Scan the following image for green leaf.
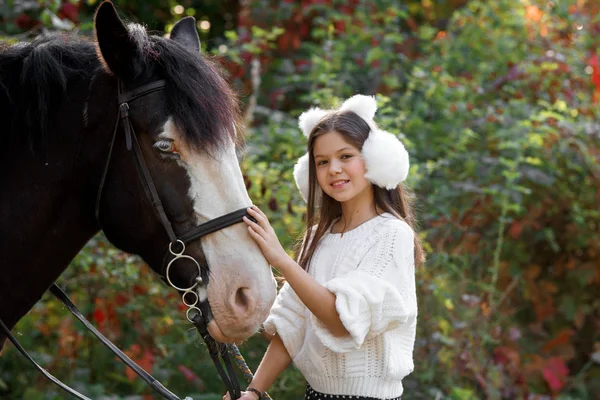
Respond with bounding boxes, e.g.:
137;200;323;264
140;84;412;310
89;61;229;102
451;386;478;400
558;295;577;321
366;47;385;64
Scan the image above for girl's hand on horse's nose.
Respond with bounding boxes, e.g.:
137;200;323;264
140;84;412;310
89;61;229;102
243;205;292;271
222;391;260;400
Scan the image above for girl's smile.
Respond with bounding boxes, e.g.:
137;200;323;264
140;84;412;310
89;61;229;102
330;179;349;189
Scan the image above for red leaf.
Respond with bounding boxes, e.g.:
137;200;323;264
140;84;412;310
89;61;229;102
541;329;574;353
124;345;154;382
133;284;147;295
93;309;106;327
59;3;79;23
334;20;346;33
542;357;569;392
178;365;199;382
15;14;34;30
493;346;520;366
508;220;523;239
589;52;600;89
114;293;129;306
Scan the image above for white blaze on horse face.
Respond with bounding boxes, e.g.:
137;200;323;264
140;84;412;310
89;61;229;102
159;118;276;342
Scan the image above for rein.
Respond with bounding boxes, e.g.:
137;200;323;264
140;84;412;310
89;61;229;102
0;79;270;400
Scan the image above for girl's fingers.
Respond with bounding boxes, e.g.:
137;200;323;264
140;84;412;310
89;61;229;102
243;215;257;227
249;205;267;220
243;215;260;227
247;207;276;236
246;207;261;220
243;216;266;235
252;205;268;219
248;207;273;233
247;208;267;228
247;225;266;244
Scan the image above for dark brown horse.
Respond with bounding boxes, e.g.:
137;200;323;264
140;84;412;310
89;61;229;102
0;1;276;353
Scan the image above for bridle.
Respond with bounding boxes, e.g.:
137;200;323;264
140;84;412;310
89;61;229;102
0;79;256;400
99;78;251;397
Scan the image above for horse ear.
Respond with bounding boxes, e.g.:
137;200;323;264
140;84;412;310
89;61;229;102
170;17;201;53
94;1;137;78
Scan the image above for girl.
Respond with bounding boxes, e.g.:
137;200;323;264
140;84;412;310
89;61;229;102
224;95;424;400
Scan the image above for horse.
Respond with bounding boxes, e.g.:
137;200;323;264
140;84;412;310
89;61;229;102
0;0;276;357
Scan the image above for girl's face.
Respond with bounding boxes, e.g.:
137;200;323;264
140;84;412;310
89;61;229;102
313;130;372;204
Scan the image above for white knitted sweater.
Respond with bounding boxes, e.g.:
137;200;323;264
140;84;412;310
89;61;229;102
263;213;417;399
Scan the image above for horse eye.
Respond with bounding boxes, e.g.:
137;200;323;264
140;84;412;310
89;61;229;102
153;140;174;153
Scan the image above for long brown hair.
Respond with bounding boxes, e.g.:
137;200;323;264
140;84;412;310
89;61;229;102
296;110;425;270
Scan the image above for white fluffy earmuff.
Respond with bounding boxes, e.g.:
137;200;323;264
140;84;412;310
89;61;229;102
293;95;409;202
298;107;329;137
362;129;410;189
293;153;311;202
339;94;378;123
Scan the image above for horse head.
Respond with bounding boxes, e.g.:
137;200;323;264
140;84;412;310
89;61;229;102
91;1;276;343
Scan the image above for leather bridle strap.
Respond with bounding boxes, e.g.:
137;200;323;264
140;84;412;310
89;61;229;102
191;310;241;399
94;79;169;229
179;208;251;244
49;284;185;400
124;108;178;242
0;318;93;400
118;80;167;104
0;287;191;400
95;79;178;243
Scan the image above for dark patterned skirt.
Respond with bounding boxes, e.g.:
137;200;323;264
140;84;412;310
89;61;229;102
305;384;401;400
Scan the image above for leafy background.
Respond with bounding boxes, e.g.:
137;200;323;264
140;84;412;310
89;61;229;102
0;0;599;399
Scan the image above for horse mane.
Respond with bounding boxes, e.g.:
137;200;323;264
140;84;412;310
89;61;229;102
142;29;241;153
0;34;99;150
0;23;240;154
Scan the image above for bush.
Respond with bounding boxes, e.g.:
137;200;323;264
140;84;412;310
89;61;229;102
221;0;600;398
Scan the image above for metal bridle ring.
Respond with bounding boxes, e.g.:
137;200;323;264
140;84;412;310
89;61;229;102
186;306;202;323
169;239;185;256
165;254;202;292
182;290;199;307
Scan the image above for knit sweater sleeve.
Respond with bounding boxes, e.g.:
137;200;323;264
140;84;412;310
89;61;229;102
262;282;306;358
310;219;417;353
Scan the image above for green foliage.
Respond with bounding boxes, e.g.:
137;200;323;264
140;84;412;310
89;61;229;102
397;2;600;397
2;0;599;399
222;0;600;398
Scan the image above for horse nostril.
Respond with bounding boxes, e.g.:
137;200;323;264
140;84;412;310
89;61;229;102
233;287;255;314
235;287;249;308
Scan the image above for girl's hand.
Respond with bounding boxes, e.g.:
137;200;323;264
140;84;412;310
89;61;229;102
222;391;259;400
244;205;292;271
